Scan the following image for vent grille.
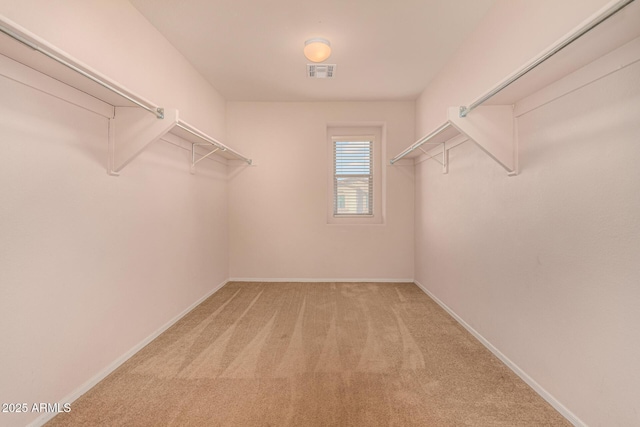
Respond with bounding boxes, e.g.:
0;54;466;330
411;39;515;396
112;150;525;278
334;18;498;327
307;64;336;78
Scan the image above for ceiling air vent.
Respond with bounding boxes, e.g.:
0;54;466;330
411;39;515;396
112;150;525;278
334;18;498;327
307;64;336;78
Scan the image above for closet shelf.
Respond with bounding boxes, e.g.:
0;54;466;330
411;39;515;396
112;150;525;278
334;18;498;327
106;109;252;176
391;106;515;174
0;15;252;174
172;121;252;166
391;0;640;175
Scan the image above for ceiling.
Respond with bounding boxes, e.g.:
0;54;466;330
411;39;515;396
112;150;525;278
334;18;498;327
129;0;496;102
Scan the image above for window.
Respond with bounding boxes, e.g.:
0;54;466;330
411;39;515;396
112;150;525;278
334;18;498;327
333;140;373;216
327;125;383;225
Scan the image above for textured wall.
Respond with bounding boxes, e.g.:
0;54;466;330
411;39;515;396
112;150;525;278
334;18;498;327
0;65;229;427
227;101;415;281
414;49;640;426
0;1;231;426
412;1;640;424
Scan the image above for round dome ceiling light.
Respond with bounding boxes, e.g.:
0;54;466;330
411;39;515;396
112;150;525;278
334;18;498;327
304;38;331;63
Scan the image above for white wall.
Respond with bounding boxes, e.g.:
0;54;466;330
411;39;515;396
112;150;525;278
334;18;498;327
0;0;227;138
3;1;636;426
0;71;229;427
414;0;640;425
227;102;415;281
0;1;231;426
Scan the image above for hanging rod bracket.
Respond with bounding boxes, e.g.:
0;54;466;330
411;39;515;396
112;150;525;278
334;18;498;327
108;107;178;175
459;106;469;118
417;147;443;166
448;105;516;174
156;108;164;119
191;145;221;171
418;143;448;174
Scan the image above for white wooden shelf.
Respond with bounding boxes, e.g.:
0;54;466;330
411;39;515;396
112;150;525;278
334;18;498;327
0;15;252;175
391;0;640;176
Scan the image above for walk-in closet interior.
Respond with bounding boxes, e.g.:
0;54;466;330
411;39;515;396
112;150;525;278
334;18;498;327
1;0;639;425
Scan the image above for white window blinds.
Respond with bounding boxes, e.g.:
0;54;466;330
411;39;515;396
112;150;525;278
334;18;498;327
333;140;373;216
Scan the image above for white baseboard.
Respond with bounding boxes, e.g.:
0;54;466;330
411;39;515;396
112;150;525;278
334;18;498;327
413;280;586;427
228;277;415;283
28;279;228;427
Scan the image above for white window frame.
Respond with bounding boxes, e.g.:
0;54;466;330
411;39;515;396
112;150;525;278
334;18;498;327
327;126;383;225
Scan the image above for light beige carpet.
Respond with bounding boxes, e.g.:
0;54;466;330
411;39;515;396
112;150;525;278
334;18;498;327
47;282;570;426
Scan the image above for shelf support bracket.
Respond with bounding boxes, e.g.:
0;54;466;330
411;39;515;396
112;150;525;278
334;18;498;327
442;142;448;174
108;107;178;176
191;144;221;173
418;142;448;174
448;105;517;175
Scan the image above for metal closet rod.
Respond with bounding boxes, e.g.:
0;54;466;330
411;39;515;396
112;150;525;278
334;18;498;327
459;0;635;117
176;121;253;165
391;0;635;165
0;23;164;119
390;122;451;164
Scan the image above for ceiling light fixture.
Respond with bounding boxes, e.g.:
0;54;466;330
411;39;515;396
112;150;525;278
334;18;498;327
304;38;331;63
